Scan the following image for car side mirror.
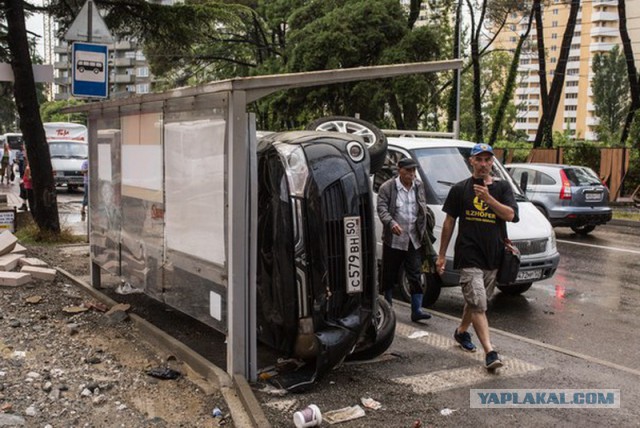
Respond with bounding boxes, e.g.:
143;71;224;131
519;172;528;194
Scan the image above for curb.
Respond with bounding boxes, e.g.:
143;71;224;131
56;267;269;428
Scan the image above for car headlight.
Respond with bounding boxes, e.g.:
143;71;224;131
346;141;365;162
549;231;557;252
275;144;309;197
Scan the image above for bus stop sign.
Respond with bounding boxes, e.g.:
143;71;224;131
72;42;108;98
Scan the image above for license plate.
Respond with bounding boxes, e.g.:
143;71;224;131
585;192;603;201
343;216;362;294
516;269;542;281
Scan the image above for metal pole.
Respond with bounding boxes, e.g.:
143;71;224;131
87;0;93;43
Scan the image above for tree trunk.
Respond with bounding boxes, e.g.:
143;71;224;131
618;0;640;145
388;93;406;130
408;0;423;29
489;6;535;145
533;0;550;148
534;0;580;148
470;37;483;143
3;0;60;233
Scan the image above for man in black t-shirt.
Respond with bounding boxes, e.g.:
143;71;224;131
436;143;519;370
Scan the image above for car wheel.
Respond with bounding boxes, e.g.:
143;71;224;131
346;296;396;361
570;225;596;235
68;185;77;193
398;268;442;307
497;282;532;295
305;116;388;173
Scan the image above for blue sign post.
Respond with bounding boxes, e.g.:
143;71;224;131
72;42;108;98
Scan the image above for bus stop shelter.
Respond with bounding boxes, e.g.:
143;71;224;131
63;60;462;382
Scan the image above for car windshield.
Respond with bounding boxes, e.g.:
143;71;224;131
563;167;602;186
412;146;525;204
49;142;88;159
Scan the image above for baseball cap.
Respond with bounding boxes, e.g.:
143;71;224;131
398;158;419;169
470;143;494;157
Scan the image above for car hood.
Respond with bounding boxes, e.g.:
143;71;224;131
506;201;554;240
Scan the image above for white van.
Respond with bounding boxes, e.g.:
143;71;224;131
43;122;88;191
371;136;560;306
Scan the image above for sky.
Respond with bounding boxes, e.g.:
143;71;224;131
26;2;46;60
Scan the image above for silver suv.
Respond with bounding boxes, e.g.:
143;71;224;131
506;163;612;235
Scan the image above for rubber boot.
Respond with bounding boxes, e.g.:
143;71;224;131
411;294;431;322
384;289;393;305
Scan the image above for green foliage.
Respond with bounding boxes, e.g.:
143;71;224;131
16;216;84;244
40;100;87;124
592;45;630;143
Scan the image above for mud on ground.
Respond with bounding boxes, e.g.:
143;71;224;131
0;243;232;427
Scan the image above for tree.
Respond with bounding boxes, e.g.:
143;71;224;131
489;4;535;145
592;45;630;142
3;0;60;233
534;0;581;147
533;0;551;147
618;0;640;146
40;99;87;123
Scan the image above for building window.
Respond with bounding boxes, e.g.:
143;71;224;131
566;117;577;123
574;31;581;37
137;67;149;77
566;93;578;99
135;51;146;61
550;57;557;63
552;33;558;39
566;81;579;87
571;44;580;50
565;105;578;111
124;51;136;59
551;45;558;51
136;83;150;94
517;118;527;123
567;68;579;75
521;58;530;64
552;21;558;28
553;8;559;14
568;56;580;62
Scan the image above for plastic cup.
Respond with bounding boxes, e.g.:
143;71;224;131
293;404;322;428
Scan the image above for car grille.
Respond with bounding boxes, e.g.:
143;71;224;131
321;182;373;297
512;238;548;256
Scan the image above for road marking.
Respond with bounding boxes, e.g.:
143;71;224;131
557;239;640;255
392;322;542;393
424;307;640;378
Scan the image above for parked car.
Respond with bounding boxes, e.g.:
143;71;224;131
256;130;395;390
306;118;560;305
44;122;89;192
505;163;612;235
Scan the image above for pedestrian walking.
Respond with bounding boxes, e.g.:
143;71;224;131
377;157;434;322
436;143;519;370
23;161;34;215
0;142;10;185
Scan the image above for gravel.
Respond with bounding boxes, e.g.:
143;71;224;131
0;243;232;427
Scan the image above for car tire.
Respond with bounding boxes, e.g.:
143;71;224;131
398;268;442;307
497;282;532;295
305;116;388;173
346;296;396;361
570;225;596;235
68;185;77;193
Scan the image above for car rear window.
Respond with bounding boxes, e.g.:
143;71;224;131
562;167;601;186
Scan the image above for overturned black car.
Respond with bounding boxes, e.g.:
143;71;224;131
257;128;395;390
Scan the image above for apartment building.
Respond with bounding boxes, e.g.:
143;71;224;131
494;0;640;141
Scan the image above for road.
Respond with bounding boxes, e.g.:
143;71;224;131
57;189;639;427
254;222;640;426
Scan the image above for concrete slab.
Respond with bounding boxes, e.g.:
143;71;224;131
0;230;17;256
19;257;49;268
0;271;32;287
11;243;27;254
20;266;57;281
0;253;24;271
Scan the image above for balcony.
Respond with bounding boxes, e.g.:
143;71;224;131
54;45;69;54
590;42;616;52
564;98;579;106
591;11;619;22
564;85;579;94
590;26;618;37
587;103;596;111
114;58;134;67
114;41;133;50
585;131;599;141
114;74;135;83
54;61;69;69
54;76;70;85
564;110;577;118
594;0;617;5
54;92;71;101
587;116;600;126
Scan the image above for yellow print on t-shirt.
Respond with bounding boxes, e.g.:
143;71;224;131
465;196;497;223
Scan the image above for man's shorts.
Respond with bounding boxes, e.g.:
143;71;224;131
459;267;498;312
